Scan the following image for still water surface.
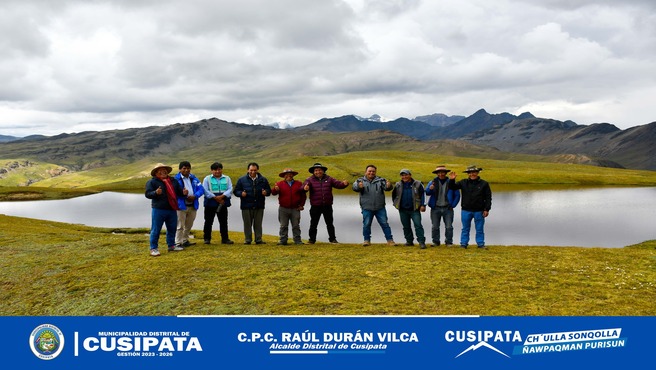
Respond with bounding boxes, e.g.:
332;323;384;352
1;187;654;247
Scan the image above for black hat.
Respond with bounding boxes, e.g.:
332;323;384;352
464;165;483;173
308;163;328;173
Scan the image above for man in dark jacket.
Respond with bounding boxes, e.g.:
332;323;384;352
392;169;427;249
448;165;492;249
303;163;349;244
145;163;186;256
234;162;271;244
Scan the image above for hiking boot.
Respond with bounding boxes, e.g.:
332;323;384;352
362;240;371;246
419;243;427;249
150;249;161;257
387;240;397;246
168;245;184;252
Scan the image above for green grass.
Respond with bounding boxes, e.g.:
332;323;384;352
5;150;656;192
1;214;654;316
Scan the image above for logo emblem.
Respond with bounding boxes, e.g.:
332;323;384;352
455;341;510;358
29;324;65;360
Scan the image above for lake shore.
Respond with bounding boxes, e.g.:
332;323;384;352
2;187;655;247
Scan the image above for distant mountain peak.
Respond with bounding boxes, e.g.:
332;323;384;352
353;114;383;122
368;114;382;122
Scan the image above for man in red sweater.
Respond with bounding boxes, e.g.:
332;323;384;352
271;168;307;245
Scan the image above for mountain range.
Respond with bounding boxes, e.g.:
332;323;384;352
300;109;655;170
0;109;654;187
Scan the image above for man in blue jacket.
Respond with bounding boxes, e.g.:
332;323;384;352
234;162;271;244
174;161;205;249
426;165;460;247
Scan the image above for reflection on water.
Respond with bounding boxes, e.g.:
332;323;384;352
1;188;654;248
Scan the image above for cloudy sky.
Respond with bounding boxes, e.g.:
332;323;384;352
1;0;655;136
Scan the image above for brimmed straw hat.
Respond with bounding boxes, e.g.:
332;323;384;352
150;163;173;177
279;168;299;177
432;165;450;174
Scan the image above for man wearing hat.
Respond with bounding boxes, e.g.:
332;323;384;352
392;169;427;249
302;163;349;244
271;168;307;245
352;164;396;246
448;165;492;249
426;165;460;247
145;163;187;257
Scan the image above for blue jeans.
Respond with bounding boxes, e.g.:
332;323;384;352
461;210;485;247
150;208;178;250
430;206;454;244
362;208;393;241
398;209;425;243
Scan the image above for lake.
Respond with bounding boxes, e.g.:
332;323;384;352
0;187;654;247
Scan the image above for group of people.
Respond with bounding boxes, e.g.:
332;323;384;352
145;161;491;257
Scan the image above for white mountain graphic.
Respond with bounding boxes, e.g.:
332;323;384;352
455;341;510;358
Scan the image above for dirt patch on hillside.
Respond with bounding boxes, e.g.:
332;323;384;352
0;192;45;201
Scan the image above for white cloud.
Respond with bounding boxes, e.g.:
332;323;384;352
0;0;654;136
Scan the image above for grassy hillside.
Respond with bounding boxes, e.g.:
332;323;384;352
1;215;654;316
4;150;656;192
0;159;71;186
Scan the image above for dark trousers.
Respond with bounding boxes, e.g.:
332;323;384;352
203;204;229;242
309;205;336;242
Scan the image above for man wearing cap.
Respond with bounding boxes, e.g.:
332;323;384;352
352;164;396;246
426;165;460;247
392;169;427;249
202;162;234;245
174;161;205;249
302;163;349;244
271;168;306;245
448;165;492;249
145;163;187;257
234;162;271;244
